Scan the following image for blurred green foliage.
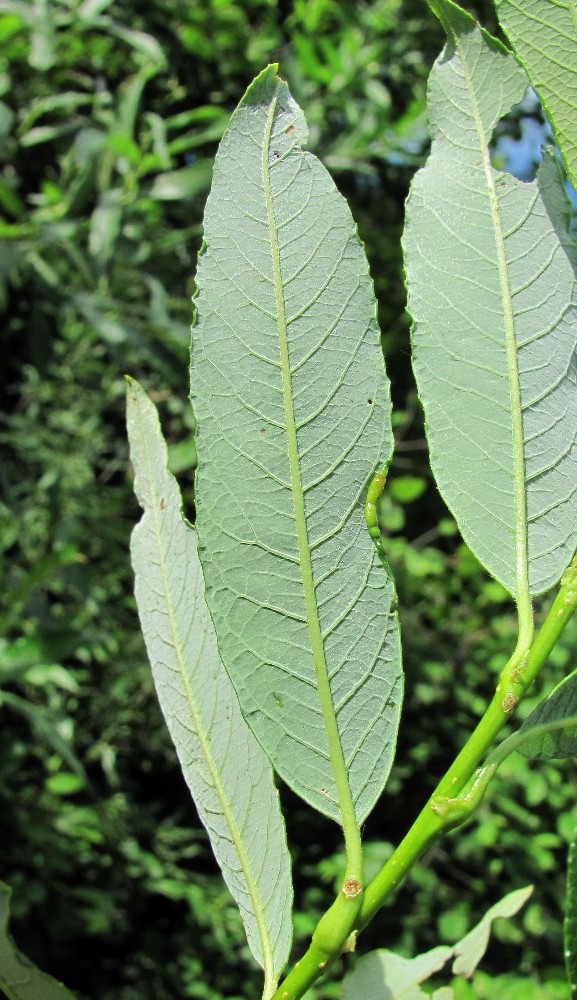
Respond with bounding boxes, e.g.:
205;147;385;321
1;0;575;998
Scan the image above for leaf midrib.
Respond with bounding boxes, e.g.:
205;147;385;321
260;85;362;876
131;388;278;996
452;27;533;644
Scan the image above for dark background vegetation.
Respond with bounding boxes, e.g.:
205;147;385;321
1;1;575;997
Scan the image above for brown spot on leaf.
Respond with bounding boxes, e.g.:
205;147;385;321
285;125;295;136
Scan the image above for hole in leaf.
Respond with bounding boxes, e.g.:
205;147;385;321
490;86;552;182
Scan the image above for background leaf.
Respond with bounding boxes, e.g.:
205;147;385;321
191;66;402;823
495;0;577;192
515;669;577;759
404;0;577;597
127;378;292;989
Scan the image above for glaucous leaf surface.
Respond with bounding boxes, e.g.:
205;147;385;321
191;66;401;823
451;885;533;976
404;0;577;597
341;886;532;997
341;945;453;999
127;379;292;992
0;881;77;1000
495;0;577;192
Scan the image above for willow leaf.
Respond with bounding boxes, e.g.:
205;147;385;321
404;0;577;598
126;378;292;993
495;0;577;192
451;885;533;976
191;65;401;824
0;881;77;1000
340;886;531;998
341;946;453;1000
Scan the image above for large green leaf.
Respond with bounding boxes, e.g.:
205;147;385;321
495;0;577;193
404;0;577;598
126;378;292;994
191;65;401;825
0;881;77;1000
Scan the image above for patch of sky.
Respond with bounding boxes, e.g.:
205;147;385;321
491;87;577;226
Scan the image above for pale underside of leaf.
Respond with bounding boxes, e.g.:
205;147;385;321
341;945;453;1000
192;66;402;823
404;3;577;598
126;379;292;991
496;0;577;193
450;884;533;976
340;885;532;997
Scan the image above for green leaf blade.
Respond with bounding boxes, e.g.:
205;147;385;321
0;881;77;1000
516;668;577;759
495;0;577;192
404;2;577;598
126;378;292;989
191;66;401;824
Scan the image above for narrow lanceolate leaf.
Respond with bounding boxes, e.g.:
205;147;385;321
565;818;577;999
0;881;77;1000
191;65;401;824
515;668;577;758
126;379;292;993
495;0;577;193
404;0;577;598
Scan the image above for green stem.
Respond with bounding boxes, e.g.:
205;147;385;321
271;555;577;999
358;554;577;929
269;891;361;1000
